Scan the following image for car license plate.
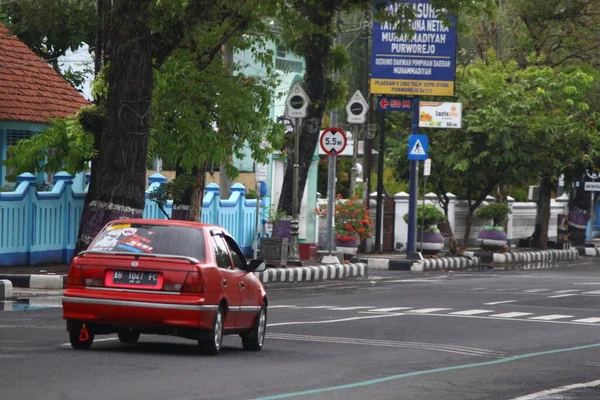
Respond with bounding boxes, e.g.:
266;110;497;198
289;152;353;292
110;270;160;286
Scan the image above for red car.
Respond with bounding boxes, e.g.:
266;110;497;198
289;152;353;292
62;219;268;355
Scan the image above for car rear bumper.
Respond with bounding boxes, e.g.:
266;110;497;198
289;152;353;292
62;293;217;329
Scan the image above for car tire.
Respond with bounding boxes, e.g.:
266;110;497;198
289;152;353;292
118;331;140;344
242;302;267;351
69;327;95;350
199;306;224;355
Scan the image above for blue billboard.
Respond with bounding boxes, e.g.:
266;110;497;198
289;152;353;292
370;0;457;96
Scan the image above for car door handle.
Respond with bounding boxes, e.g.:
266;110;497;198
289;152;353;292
240;281;245;289
222;279;227;288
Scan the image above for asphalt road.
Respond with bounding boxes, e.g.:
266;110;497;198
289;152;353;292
2;259;600;400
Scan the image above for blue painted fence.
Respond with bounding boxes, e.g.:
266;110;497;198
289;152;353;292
0;172;269;266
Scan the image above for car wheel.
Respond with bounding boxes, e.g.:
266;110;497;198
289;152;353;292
242;302;267;351
199;306;224;355
69;325;95;350
118;331;140;344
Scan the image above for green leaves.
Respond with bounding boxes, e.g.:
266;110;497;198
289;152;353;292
3;108;97;180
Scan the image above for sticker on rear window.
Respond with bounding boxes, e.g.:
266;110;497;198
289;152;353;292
122;227;137;236
107;224;131;231
91;228;123;251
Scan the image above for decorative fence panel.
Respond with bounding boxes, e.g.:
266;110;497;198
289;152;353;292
0;172;267;266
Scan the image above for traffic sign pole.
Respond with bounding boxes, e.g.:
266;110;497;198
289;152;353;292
319;128;347;256
420;159;431;252
407;97;420;259
326;154;337;255
285;83;309;265
375;111;385;252
289;117;302;264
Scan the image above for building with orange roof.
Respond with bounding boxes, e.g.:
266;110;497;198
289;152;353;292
0;23;89;186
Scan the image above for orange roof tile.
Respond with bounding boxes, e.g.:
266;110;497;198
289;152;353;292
0;23;89;124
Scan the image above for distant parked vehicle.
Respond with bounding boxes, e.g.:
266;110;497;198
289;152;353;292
62;219;268;355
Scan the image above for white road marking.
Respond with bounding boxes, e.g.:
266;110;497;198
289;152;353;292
268;313;404;327
553;289;581;293
485;300;517;305
327;306;373;311
528;314;573;321
364;307;413;313
489;312;533;318
267;333;504;357
582;291;600;295
269;305;299;308
572;318;600;323
507;379;600;400
469;288;487;291
408;308;453;314
524;289;551;293
302;306;337;309
449;309;494;316
548;294;576;298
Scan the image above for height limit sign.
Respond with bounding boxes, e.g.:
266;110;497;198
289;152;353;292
320;127;347;156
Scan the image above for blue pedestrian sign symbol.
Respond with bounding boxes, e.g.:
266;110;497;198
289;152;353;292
408;135;428;161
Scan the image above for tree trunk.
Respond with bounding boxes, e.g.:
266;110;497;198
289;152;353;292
171;165;193;221
437;193;457;255
277;20;332;216
190;163;206;222
171;163;207;222
459;208;475;255
75;0;154;253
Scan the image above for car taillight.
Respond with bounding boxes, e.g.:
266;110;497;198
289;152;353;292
66;264;84;287
181;271;205;294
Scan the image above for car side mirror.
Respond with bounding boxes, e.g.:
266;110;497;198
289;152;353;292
248;259;267;272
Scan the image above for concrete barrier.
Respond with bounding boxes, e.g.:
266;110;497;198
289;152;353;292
0;279;13;300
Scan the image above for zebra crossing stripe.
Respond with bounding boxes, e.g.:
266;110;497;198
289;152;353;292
528;314;573;321
490;312;533;318
572;318;600;323
450;309;494;316
367;307;413;312
408;308;452;314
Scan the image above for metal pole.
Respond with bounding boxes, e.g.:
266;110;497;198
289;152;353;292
420;167;426;252
591;179;596;243
350;124;359;196
407;97;420;258
375;112;385;252
288;117;301;264
326;155;337;254
253;179;260;259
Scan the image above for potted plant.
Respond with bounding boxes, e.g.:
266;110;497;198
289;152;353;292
333;195;373;259
267;206;291;239
259;206;290;267
474;201;511;251
403;204;446;255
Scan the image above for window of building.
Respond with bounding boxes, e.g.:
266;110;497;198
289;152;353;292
276;44;286;58
4;130;34;182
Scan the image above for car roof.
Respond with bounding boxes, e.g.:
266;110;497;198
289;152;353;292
106;218;222;230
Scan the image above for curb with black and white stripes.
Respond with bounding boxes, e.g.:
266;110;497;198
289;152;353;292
578;246;600;257
0;274;65;291
363;248;580;272
254;263;367;284
485;249;579;264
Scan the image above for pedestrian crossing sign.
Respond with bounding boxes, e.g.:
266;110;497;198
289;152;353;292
408;134;428;160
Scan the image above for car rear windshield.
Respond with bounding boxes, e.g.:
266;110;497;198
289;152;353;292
89;223;206;261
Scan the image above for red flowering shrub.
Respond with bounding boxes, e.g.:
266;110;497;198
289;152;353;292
333;195;373;242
